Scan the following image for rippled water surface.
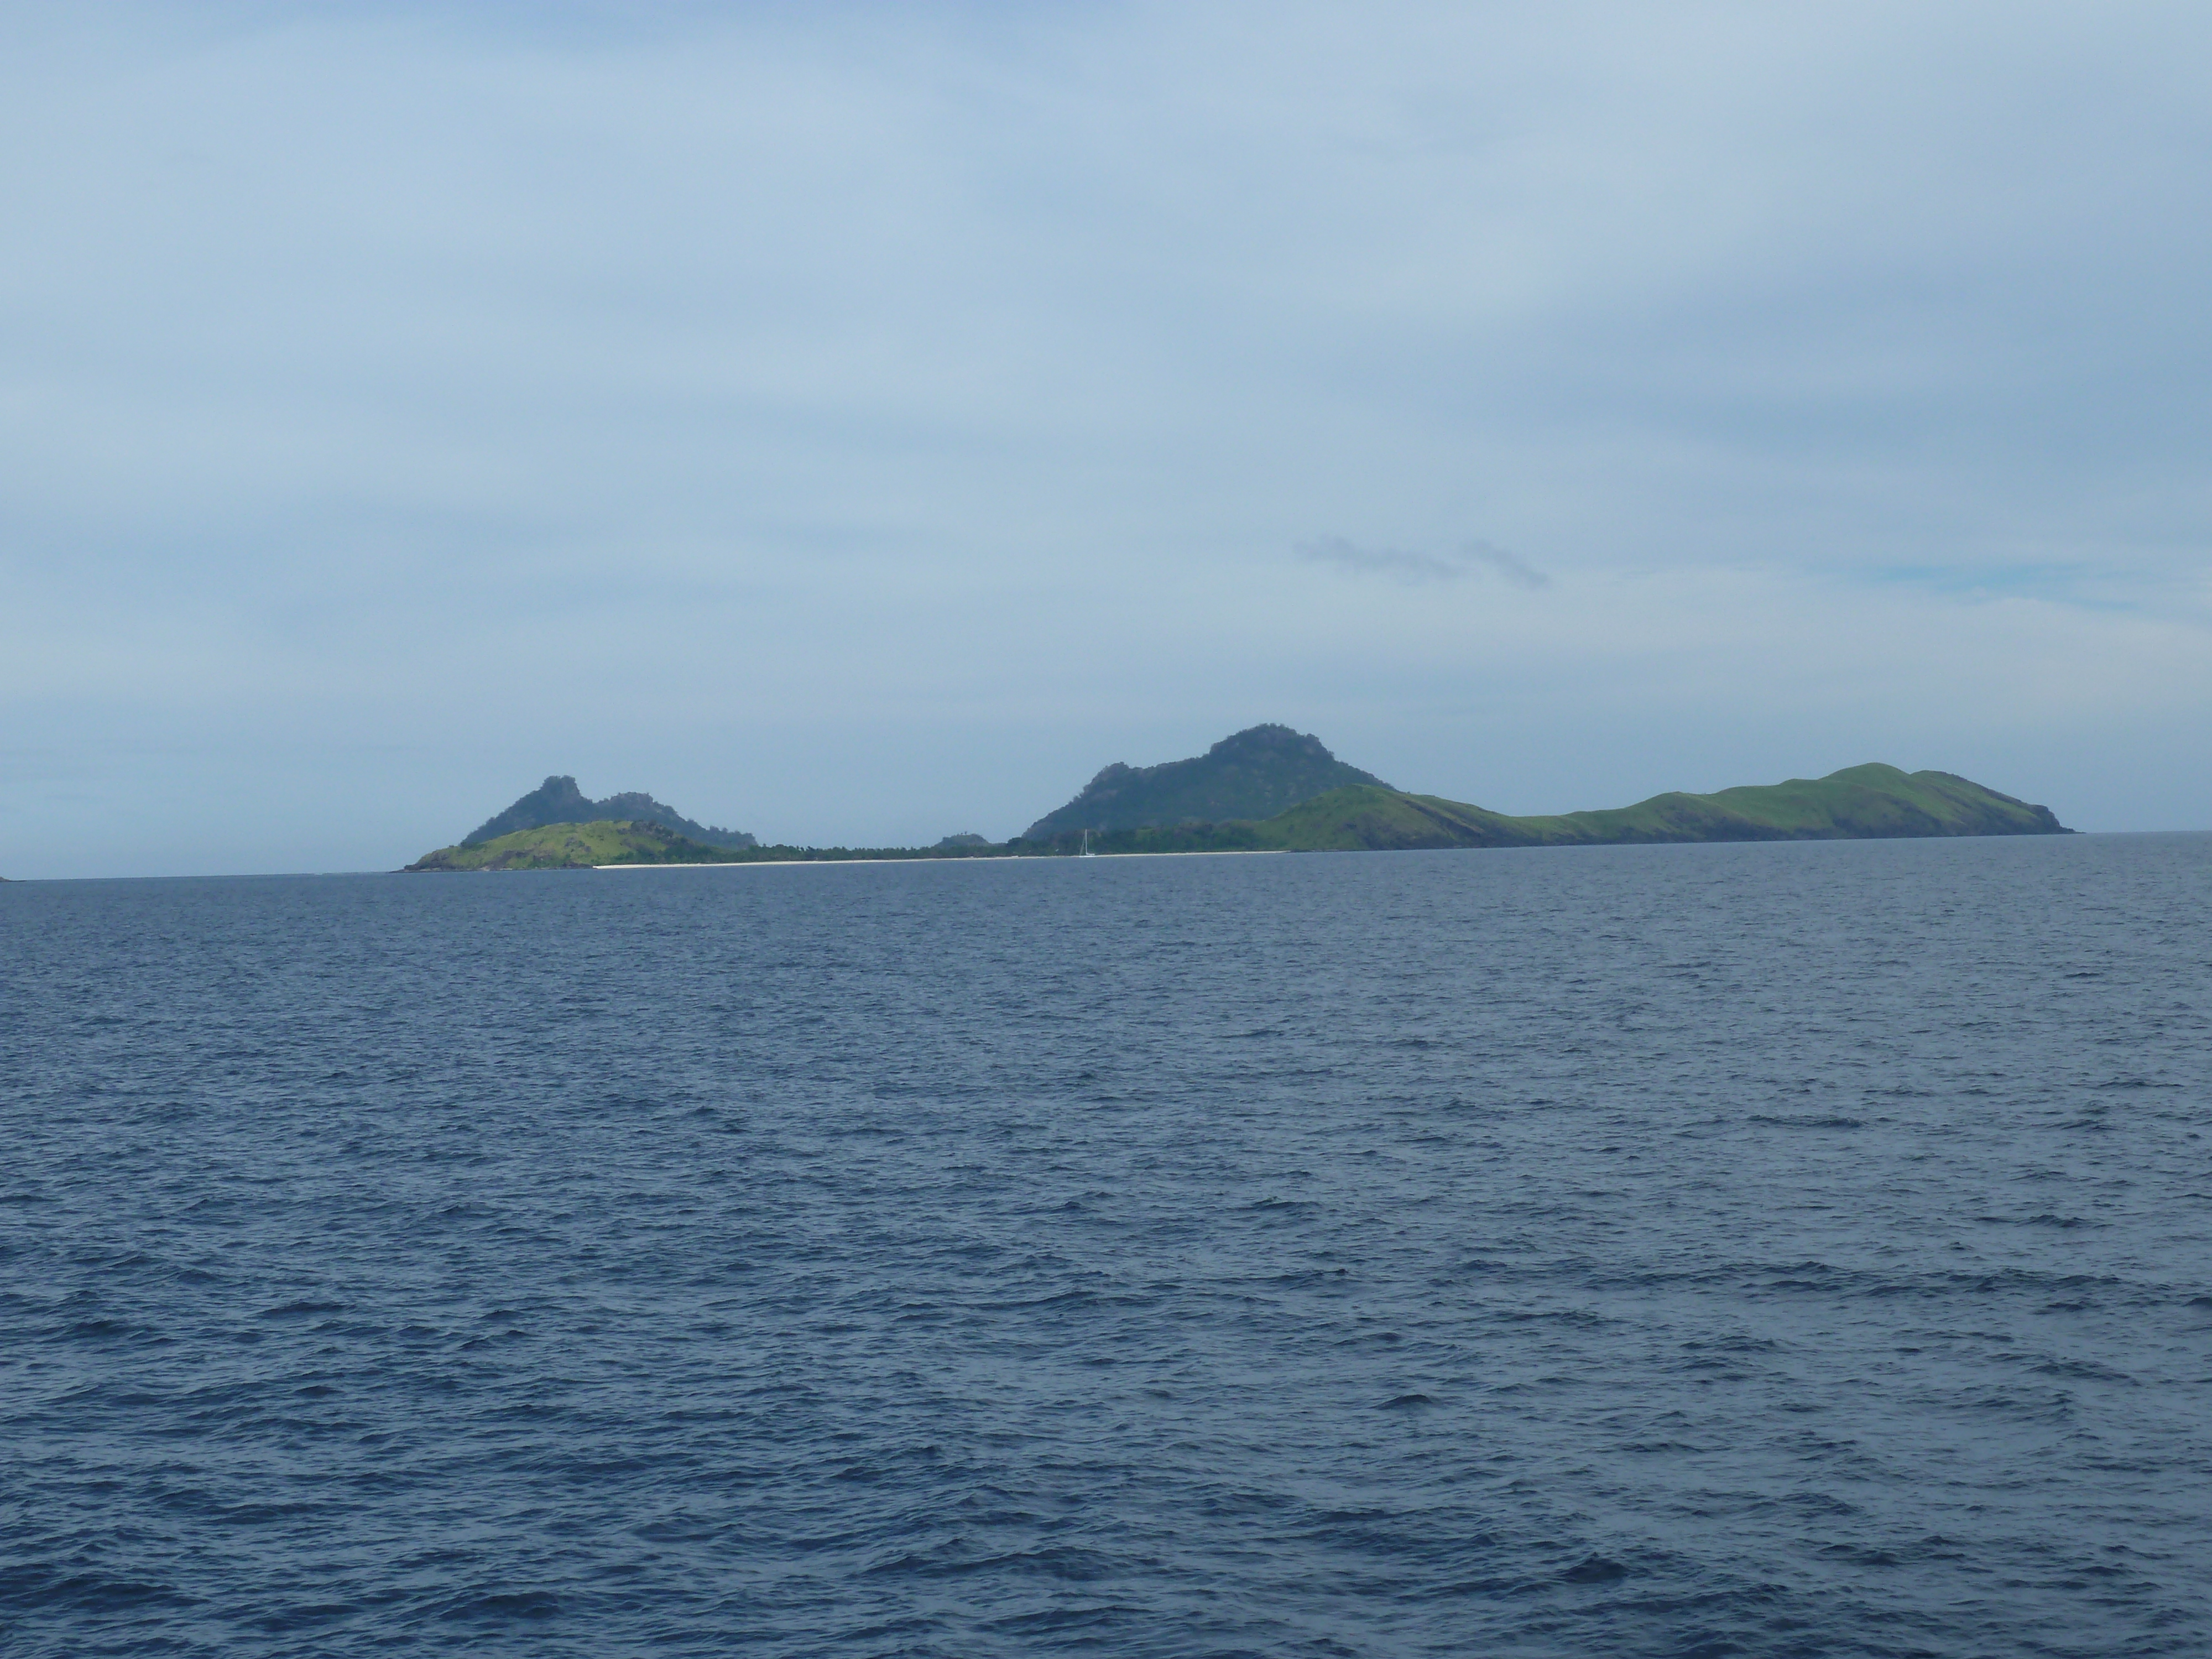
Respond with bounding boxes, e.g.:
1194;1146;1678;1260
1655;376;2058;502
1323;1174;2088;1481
5;834;2212;1656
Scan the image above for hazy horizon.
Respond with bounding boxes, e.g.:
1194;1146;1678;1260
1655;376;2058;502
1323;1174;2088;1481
6;3;2210;877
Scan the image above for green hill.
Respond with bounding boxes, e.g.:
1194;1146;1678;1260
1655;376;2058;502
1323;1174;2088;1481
405;820;1015;870
1166;763;2068;852
1022;724;1388;838
462;776;755;848
1528;763;2067;843
407;820;717;870
1006;764;2066;854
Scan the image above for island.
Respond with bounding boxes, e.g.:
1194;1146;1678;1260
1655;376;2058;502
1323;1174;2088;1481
460;775;757;849
403;730;2069;870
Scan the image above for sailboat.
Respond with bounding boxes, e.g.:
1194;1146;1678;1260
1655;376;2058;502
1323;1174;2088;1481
1079;830;1098;858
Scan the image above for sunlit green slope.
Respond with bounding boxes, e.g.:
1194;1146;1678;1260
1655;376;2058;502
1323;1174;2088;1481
1253;764;2068;851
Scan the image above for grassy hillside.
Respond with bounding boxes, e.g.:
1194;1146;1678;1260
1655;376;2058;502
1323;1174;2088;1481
1249;764;2067;851
408;820;1021;870
1253;786;1536;850
406;820;716;870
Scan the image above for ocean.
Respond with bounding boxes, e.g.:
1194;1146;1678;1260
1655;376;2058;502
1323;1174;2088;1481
4;833;2210;1656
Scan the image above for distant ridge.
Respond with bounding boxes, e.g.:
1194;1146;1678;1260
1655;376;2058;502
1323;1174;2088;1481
1239;763;2070;851
1022;724;1388;839
461;776;756;849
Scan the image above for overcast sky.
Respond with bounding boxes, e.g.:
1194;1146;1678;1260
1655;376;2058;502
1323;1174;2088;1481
5;2;2210;875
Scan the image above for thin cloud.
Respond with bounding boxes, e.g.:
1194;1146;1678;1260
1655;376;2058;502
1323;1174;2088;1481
1298;536;1467;583
1465;541;1552;590
1298;536;1551;588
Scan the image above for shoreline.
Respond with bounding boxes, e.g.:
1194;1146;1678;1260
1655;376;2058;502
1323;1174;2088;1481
592;848;1293;869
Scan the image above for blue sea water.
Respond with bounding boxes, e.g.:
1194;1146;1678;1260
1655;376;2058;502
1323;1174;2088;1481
4;834;2211;1657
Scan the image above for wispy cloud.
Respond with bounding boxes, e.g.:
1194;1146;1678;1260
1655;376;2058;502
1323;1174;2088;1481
1465;541;1552;590
1298;537;1551;588
1297;537;1466;583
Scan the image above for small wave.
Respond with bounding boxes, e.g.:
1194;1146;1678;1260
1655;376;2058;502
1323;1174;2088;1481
1815;1542;1902;1566
1561;1556;1629;1584
2032;1357;2137;1384
51;1316;152;1344
864;1546;1117;1583
248;1600;360;1632
986;1603;1139;1634
436;1589;561;1622
1977;1212;2101;1229
0;1567;196;1613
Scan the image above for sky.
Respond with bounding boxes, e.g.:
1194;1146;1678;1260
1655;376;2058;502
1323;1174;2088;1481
4;1;2210;876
